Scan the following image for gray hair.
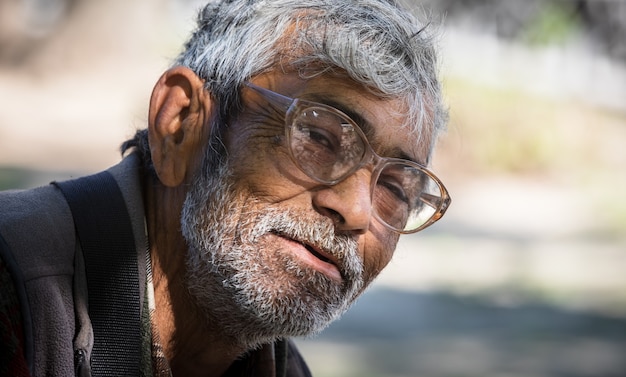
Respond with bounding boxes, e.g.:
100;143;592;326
123;0;446;166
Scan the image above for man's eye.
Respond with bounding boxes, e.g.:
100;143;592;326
299;125;338;151
377;178;409;204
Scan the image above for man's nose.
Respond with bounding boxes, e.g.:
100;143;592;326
311;169;373;234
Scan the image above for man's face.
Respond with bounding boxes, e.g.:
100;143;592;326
180;72;426;345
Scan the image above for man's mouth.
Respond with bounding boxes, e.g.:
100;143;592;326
272;231;342;282
303;243;334;264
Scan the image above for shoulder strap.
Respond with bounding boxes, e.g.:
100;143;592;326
54;171;141;376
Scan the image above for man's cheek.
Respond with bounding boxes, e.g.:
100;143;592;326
361;238;397;285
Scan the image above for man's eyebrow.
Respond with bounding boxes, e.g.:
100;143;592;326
306;95;375;137
394;148;423;165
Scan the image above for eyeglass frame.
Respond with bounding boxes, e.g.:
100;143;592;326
242;81;451;234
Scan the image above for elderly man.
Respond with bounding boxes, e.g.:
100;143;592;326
0;0;450;376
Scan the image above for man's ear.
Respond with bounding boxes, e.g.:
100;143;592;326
148;66;213;187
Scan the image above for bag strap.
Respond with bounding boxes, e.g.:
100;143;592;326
54;171;141;376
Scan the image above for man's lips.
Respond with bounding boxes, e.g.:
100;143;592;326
272;232;342;282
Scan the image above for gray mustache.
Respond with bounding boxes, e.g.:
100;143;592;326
245;208;363;283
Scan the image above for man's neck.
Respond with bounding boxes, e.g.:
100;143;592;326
145;179;247;376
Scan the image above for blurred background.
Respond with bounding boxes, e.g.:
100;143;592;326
1;0;624;376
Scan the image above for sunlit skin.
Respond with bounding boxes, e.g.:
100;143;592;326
144;66;430;377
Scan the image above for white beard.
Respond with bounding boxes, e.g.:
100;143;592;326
180;148;364;348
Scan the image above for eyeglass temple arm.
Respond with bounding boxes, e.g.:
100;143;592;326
419;192;452;213
244;82;293;111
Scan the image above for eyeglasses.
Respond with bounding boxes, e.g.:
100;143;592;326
243;82;451;234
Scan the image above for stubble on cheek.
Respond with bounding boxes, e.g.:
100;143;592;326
359;224;400;287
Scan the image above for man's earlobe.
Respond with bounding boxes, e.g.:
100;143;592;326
148;66;212;187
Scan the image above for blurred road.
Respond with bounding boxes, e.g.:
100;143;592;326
296;286;626;377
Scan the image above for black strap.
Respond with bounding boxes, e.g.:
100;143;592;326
54;171;141;376
275;339;288;377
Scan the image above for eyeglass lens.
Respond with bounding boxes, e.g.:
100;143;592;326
288;103;445;233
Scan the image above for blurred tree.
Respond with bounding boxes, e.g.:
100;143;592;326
416;0;625;61
0;0;76;65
